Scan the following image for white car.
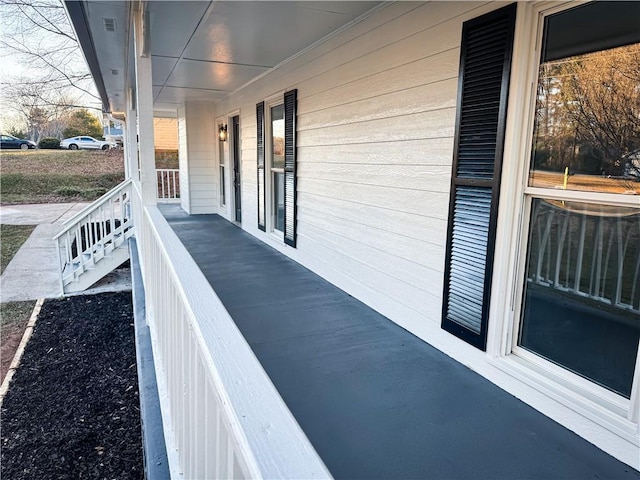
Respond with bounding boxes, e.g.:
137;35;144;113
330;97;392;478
60;136;115;150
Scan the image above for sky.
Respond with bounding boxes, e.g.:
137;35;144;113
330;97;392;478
0;0;100;132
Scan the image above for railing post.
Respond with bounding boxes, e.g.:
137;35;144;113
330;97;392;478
55;237;64;295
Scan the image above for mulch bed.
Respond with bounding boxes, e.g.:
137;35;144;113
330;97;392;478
1;291;143;479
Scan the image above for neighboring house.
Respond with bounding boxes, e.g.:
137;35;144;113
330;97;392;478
62;1;639;478
154;117;179;150
103;122;124;145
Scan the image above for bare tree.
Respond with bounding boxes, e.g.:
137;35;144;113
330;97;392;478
0;0;101;136
534;43;640;176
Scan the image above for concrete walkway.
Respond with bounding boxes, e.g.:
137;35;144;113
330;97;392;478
1;203;131;302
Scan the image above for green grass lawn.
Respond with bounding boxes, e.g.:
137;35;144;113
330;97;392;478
0;300;36;382
0;225;37;381
1;225;36;274
0;149;125;204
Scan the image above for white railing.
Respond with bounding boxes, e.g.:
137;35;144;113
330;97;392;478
529;200;640;313
134;185;329;479
156;169;180;203
54;179;134;292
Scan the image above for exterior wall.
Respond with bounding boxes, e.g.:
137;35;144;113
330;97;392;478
178;102;217;214
216;0;497;333
209;0;639;467
154;118;178;150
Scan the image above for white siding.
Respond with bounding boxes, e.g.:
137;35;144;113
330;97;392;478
178;102;217;214
178;105;191;213
215;1;499;329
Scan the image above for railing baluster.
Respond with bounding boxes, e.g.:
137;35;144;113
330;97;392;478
601;218;615;301
172;170;177;199
574;214;587;294
614;218;624;307
590;216;604;300
553;211;569;288
536;209;555;284
65;231;73;264
565;213;572;288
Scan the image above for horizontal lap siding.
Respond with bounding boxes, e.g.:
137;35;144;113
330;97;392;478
178;106;191;212
184;103;217;212
216;1;500;327
154;118;179;150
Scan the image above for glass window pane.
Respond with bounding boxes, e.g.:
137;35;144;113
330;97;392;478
519;198;640;398
271;104;284;169
220;165;225;206
529;43;640;195
273;171;284;232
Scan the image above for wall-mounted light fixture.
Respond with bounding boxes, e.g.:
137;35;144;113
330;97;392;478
218;124;228;142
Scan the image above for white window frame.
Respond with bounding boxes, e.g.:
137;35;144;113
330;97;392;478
488;0;640;446
265;92;285;238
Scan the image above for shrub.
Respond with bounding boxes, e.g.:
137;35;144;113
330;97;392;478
80;187;108;199
38;137;60;149
54;186;108;200
155;149;179;169
54;186;83;197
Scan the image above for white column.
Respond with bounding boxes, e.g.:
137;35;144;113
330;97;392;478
133;5;156;205
124;88;139;181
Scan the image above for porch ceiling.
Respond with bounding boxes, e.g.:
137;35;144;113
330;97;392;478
68;1;380;115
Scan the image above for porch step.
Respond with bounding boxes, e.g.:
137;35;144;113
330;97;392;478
63;245;130;293
54;179;134;295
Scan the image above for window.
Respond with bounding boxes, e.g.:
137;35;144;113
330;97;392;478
513;2;640;404
270;104;285;233
220;165;226;206
256;89;297;246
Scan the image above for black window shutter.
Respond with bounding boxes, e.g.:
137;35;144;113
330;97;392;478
256;101;266;232
283;89;297;247
442;3;516;350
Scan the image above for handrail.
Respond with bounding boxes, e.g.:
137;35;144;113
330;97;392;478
58;178;133;233
54;179;134;292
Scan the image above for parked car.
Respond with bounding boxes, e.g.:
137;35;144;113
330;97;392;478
0;134;37;150
60;136;115;150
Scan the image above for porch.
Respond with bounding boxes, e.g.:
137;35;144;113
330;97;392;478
154;203;634;479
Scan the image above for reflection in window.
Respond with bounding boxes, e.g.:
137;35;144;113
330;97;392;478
271;104;285;232
220;165;226;206
529;43;640;194
519;199;640;397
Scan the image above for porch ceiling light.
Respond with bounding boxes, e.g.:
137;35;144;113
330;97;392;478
219;124;228;142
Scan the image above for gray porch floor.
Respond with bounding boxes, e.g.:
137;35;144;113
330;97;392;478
160;205;638;480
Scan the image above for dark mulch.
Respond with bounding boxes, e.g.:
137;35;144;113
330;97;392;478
1;291;143;480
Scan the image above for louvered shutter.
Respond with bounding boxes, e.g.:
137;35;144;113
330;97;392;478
256;102;266;232
283;89;297;247
442;4;516;350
